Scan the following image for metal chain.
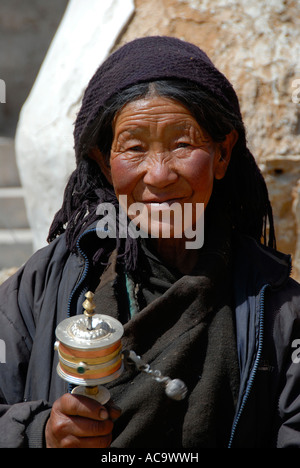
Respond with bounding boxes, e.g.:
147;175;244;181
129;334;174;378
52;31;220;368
123;350;188;401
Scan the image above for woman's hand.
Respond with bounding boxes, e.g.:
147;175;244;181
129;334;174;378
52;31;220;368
45;393;121;448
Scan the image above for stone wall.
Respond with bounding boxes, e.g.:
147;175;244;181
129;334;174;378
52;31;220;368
14;0;300;280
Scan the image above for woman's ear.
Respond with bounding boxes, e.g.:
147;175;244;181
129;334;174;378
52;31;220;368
89;147;112;184
214;129;238;180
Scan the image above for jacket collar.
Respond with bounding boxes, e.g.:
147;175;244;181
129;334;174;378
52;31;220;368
233;233;292;293
75;222;292;293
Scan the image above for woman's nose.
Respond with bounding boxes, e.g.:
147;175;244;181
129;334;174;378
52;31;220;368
143;155;178;188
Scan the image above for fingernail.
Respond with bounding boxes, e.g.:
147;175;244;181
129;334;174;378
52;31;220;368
99;409;109;420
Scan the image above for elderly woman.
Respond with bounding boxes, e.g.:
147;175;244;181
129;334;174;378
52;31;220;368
0;36;300;449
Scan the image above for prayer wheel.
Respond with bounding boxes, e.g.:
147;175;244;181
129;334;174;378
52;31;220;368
54;291;188;404
54;291;124;404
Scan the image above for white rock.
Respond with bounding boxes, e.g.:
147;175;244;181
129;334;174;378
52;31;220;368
15;0;135;251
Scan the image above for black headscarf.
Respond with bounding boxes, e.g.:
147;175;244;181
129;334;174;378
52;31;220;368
74;36;242;163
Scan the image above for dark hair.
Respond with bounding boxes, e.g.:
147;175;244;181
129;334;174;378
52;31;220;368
48;79;276;270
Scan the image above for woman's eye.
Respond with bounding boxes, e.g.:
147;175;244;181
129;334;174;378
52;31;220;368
128;145;144;152
176;142;190;148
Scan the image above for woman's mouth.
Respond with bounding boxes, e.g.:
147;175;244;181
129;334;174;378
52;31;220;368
142;198;184;210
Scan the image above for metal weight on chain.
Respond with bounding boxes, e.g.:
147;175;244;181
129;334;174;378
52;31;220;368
123;350;188;401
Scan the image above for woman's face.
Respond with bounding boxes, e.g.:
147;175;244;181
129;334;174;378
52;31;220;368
95;95;235;239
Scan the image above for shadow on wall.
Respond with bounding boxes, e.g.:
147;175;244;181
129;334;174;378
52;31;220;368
0;0;69;272
0;0;69;136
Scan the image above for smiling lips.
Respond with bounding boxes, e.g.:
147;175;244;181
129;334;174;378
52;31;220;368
142;198;184;210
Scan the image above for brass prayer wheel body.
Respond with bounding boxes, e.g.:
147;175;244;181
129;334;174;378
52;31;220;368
54;293;124;387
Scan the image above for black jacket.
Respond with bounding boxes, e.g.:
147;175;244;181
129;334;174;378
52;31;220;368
0;228;299;448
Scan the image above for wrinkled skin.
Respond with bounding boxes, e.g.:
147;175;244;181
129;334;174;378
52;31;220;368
92;95;237;273
45;393;121;448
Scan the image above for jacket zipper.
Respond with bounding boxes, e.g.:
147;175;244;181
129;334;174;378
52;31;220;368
228;283;270;448
66;228;97;318
66;228;96;393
